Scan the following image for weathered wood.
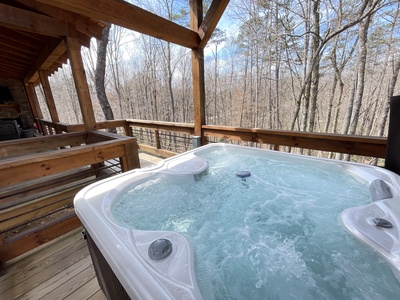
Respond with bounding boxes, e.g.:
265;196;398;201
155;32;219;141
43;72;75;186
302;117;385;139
25;83;44;122
38;119;85;133
39;263;96;300
0;145;124;188
37;0;200;49
0;195;73;232
0;3;68;38
0;132;139;188
15;0;104;40
38;69;60;124
0;174;95;211
202;125;387;157
0;212;81;262
0;132;87;158
24;39;65;84
190;0;206;142
124;122;133;137
154;129;161;149
120;141;141;171
198;0;230;49
64;276;104;300
65;31;97;131
0;229;85;290
138;144;177;158
127;119;194;134
0;230;90;298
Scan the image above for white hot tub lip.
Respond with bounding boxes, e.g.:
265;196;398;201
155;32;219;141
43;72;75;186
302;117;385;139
74;143;400;299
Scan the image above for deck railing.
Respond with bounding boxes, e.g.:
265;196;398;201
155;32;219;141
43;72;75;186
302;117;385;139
0;118;388;267
0;131;140;263
37;118;387;163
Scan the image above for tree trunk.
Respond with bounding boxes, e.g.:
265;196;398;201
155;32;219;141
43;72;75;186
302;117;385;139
348;4;373;135
95;26;116;132
307;0;321;133
377;60;400;136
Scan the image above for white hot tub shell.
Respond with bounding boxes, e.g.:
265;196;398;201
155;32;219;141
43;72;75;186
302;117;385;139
74;143;400;299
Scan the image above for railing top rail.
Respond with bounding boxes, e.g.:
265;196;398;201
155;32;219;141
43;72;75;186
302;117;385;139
202;125;387;144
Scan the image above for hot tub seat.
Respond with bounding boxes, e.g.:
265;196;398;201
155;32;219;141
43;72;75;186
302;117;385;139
341;196;400;277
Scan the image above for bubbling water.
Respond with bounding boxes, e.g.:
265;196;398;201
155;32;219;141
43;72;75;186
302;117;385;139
112;148;400;299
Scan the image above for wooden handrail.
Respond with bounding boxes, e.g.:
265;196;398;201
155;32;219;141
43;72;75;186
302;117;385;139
126;119;195;134
37;118;387;159
0;131;141;262
202;125;387;158
0;131;140;188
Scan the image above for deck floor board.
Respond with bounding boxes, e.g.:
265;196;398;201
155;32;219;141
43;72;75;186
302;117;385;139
0;153;163;300
0;228;105;300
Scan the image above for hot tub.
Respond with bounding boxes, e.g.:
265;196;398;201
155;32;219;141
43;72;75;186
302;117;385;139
75;143;400;299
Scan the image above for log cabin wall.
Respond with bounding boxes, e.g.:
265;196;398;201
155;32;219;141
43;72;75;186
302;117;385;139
0;79;34;126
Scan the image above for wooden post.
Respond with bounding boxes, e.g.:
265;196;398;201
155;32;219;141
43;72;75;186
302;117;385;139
25;82;45;133
65;25;97;131
190;0;206;145
124;121;133;137
24;83;42;120
154;129;161;149
385;95;400;175
120;141;141;171
38;69;60;124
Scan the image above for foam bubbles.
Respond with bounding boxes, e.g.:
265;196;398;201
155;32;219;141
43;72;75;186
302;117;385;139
111;149;400;299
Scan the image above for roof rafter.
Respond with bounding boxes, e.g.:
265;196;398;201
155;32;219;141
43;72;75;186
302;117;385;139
24;38;65;84
37;0;201;49
14;0;104;40
198;0;230;49
0;3;68;37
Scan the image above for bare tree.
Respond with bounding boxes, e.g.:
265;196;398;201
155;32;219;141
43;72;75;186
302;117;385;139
95;26;116;129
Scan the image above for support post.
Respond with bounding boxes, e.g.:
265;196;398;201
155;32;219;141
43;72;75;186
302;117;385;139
190;0;206;145
38;69;60;124
65;25;96;131
385;95;400;175
25;83;45;133
154;129;161;149
120;141;141;171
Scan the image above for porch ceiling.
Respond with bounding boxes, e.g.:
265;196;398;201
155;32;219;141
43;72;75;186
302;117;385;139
0;0;106;84
0;0;229;84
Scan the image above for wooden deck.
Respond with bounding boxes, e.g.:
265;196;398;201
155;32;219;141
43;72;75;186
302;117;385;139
0;228;104;300
0;152;163;300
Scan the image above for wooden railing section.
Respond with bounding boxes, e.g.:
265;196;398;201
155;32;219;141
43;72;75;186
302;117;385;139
0;118;387;266
37;118;387;160
0;131;140;263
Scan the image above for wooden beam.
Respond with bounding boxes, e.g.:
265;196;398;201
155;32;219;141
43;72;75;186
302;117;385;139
25;82;44;121
65;29;96;131
190;0;206;142
37;0;200;49
24;38;65;84
15;0;104;40
38;69;60;123
0;27;44;50
198;0;230;49
0;3;67;37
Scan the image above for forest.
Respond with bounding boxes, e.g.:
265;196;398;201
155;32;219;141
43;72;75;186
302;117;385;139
37;0;400;138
